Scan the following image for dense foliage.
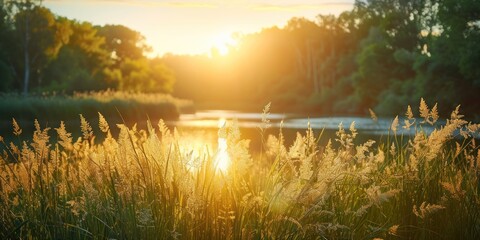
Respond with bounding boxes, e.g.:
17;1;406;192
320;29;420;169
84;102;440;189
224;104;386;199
165;0;480;117
1;1;479;117
0;0;175;94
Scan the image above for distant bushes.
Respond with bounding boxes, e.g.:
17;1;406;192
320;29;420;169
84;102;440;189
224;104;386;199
0;91;194;123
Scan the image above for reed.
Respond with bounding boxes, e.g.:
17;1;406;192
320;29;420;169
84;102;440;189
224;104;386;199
0;99;479;239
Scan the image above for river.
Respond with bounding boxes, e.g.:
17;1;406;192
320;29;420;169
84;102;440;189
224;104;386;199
167;110;437;151
0;110;438;152
171;110;434;134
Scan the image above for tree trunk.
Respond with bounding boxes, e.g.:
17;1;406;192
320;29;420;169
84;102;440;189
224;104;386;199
313;52;319;93
294;44;305;78
309;40;320;94
306;40;312;82
22;7;29;95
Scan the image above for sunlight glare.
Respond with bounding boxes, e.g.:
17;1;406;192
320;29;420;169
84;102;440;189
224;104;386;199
218;117;227;128
215;137;230;172
211;33;237;56
215;117;230;172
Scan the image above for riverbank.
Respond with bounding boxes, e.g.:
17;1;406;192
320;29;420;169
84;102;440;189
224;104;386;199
0;91;194;124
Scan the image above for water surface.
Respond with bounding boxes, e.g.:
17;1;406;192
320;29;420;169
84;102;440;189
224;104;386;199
171;110;435;136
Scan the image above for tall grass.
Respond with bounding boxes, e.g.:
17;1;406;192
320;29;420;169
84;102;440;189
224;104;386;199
0;99;479;239
0;91;194;124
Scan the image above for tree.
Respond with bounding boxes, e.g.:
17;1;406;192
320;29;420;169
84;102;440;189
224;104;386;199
149;57;175;93
9;1;70;94
97;24;150;66
97;24;175;93
419;0;480;113
42;19;110;92
286;17;321;93
0;2;15;91
97;24;149;89
338;0;429;113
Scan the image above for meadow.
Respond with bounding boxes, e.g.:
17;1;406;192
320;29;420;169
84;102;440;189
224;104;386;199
0;99;479;239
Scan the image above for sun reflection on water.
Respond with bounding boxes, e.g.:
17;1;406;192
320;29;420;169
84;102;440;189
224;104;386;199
215;117;230;173
178;118;231;173
215;137;230;172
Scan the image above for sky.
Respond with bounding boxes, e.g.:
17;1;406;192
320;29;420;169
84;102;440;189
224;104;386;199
44;0;355;56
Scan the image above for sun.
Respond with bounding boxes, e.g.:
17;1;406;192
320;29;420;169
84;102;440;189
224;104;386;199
211;32;238;56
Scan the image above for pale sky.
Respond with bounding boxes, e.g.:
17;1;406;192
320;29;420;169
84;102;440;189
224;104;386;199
44;0;355;56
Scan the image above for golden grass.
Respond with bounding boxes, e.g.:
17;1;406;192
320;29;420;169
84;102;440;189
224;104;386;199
0;99;479;239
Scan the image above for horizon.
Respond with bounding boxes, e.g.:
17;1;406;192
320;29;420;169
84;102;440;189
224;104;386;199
44;0;355;56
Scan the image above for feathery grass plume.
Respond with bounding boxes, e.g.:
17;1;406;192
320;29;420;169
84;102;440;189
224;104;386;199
12;118;22;136
350;121;357;139
403;119;414;130
288;132;305;160
424;117;467;161
419;98;429;123
258;102;272;161
8;142;19;158
224;119;251;175
55;121;73;150
430;103;439;124
266;134;288;160
390;142;396;157
419;99;439;125
369;108;378;122
303;121;318;156
79;114;93;140
336;122;357;150
391;116;399;134
403;105;415;129
298;153;314;180
406;105;414;119
98;112;110;133
32;119;51;158
451;105;463;120
388;225;399;236
365;186;400;206
354;203;373;217
413;202;446;219
259;102;272;132
336;122;346;146
355;139;375;162
375;149;385;163
158;119;172;140
467;122;480;134
441;171;466;200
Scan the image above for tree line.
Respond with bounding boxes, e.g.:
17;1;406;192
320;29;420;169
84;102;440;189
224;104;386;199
165;0;480;116
0;0;174;94
1;0;479;117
